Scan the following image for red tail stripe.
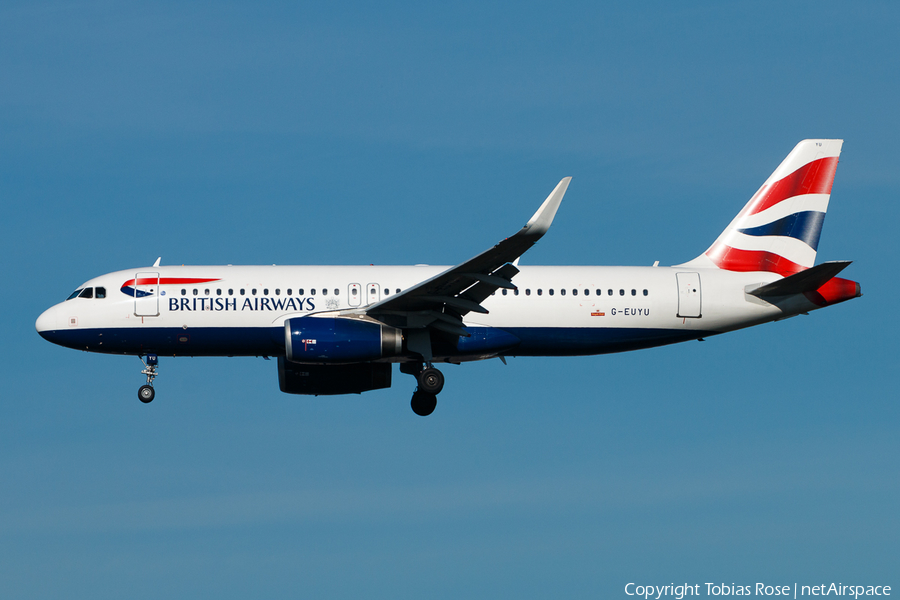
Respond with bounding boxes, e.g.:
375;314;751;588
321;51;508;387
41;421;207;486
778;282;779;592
706;245;806;276
743;156;838;217
122;277;221;287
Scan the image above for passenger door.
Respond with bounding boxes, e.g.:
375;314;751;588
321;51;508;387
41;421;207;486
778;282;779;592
676;272;702;318
134;272;160;317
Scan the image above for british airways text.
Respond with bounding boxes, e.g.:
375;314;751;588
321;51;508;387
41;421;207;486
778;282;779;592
168;297;316;312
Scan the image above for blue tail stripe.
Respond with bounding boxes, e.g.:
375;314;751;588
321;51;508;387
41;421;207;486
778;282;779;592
738;211;826;250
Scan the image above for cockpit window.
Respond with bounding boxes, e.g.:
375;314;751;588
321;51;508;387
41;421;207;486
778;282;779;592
95;287;106;299
66;288;84;301
79;288;94;299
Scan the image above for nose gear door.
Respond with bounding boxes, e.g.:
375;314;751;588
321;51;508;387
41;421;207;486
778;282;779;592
134;272;160;317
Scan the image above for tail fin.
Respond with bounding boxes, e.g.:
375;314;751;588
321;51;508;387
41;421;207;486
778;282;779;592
684;139;843;275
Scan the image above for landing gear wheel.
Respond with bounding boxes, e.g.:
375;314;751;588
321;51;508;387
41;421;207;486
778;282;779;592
138;385;155;403
417;367;444;395
411;391;437;416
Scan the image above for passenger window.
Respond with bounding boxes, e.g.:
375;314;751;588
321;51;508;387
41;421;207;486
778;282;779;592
324;289;329;295
631;289;636;296
311;289;316;296
514;289;519;296
275;289;280;295
298;288;304;295
79;287;94;299
216;289;222;296
395;289;400;294
559;289;565;296
205;289;210;295
334;288;339;295
66;289;83;301
572;289;577;296
643;289;648;296
95;287;106;299
228;289;233;295
596;289;601;296
502;289;508;296
287;289;292;296
385;289;390;295
619;289;625;296
526;289;531;296
193;289;198;296
181;289;186;296
537;289;543;296
252;289;257;295
263;288;269;295
352;288;357;295
240;289;245;295
608;289;613;296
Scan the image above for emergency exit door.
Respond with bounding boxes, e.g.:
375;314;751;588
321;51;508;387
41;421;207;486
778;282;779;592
348;283;362;307
366;283;381;304
676;272;702;318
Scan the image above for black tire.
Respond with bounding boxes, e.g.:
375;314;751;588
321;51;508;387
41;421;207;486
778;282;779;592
417;367;444;395
138;385;155;403
410;391;437;416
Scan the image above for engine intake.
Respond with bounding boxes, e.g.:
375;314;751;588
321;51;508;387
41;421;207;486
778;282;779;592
284;316;402;364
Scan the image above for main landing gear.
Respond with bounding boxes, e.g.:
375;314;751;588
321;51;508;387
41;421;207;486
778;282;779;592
402;362;445;416
138;354;159;403
410;390;437;417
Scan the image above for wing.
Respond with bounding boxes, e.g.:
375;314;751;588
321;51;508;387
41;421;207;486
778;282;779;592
361;177;571;337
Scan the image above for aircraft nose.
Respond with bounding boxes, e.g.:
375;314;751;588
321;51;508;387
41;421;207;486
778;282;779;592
36;305;58;337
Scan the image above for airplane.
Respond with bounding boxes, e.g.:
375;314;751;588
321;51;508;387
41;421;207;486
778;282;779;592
36;139;861;416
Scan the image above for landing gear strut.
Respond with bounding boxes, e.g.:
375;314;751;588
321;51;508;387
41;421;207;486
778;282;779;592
402;361;444;416
138;354;159;403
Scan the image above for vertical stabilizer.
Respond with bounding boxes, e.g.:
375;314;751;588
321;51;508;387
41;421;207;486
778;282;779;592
683;139;843;275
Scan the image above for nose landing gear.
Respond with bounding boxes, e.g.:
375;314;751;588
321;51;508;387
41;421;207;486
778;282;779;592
138;354;159;403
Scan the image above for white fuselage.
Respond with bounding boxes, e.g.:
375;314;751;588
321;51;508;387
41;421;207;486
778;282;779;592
36;263;803;361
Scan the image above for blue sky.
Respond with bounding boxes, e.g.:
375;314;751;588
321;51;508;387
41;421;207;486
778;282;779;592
1;2;897;598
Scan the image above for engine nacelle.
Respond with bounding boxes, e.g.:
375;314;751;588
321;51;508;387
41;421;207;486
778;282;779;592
278;357;392;395
284;316;402;363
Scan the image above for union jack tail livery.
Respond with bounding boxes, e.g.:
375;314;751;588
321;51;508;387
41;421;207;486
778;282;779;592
687;139;842;276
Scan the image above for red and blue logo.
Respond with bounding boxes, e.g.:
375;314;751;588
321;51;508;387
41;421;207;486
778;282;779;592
120;277;221;297
707;155;839;276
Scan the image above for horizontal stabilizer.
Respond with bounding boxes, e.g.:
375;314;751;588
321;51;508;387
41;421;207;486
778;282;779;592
748;261;852;297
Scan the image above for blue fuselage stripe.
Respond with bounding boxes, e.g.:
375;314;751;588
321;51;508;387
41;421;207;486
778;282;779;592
38;325;716;358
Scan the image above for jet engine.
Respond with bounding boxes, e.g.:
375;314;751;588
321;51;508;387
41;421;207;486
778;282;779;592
284;316;403;364
278;357;392;395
